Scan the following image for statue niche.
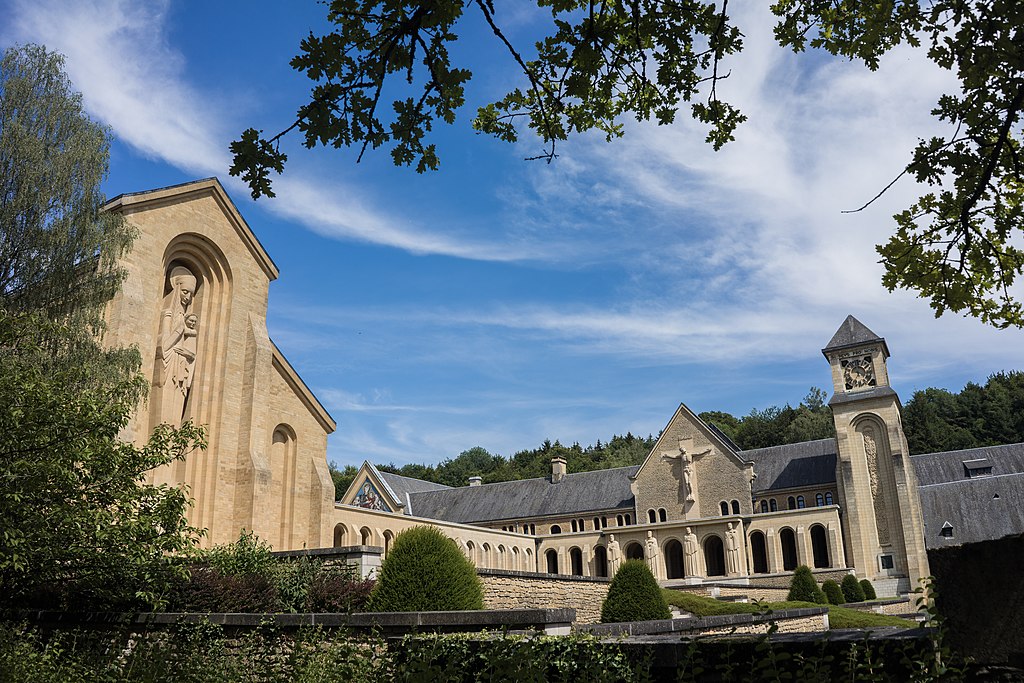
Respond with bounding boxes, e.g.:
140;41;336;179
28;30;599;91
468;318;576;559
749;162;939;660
154;265;200;426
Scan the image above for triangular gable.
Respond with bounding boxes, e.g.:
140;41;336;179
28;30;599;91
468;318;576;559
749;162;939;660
104;177;279;281
634;402;753;480
340;461;404;513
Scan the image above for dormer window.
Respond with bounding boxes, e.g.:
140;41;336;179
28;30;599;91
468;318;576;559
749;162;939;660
963;458;992;478
940;522;954;538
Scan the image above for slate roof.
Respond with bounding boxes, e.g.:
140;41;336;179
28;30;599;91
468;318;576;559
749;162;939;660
822;315;889;357
740;439;838;494
828;386;897;406
377;470;451;509
404;466;640;524
911;443;1024;548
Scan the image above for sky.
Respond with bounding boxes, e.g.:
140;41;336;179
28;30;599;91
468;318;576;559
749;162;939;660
4;1;1023;470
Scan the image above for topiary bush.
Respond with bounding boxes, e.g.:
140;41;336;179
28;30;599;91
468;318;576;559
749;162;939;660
787;565;827;603
841;573;866;603
822;579;845;605
860;578;877;600
367;526;483;612
600;560;671;623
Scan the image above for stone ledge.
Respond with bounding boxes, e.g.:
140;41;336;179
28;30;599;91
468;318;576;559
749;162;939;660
578;607;828;637
271;545;383;558
478;568;611;583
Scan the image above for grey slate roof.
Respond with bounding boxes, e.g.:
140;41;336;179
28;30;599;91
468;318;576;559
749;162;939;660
741;439;838;494
828;386;897;406
822;315;889;357
405;466;640;524
912;443;1024;548
377;470;451;509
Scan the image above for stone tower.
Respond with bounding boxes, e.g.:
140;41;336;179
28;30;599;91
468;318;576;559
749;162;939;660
823;316;929;593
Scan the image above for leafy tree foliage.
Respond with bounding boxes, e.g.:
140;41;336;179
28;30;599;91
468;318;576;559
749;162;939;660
600;559;671;623
0;44;205;610
701;388;834;450
0;45;134;329
330;461;359;500
0;311;205;609
234;2;1024;327
368;526;482;611
902;371;1024;454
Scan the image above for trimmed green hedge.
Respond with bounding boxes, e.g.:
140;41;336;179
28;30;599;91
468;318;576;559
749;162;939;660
368;526;483;612
841;573;867;603
822;579;845;605
860;578;877;600
787;566;827;604
601;560;671;623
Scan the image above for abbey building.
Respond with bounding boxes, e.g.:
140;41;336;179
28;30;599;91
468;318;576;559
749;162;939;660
108;178;1024;597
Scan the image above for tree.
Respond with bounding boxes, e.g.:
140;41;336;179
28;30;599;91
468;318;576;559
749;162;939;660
0;44;134;330
0;311;205;609
232;1;1024;328
0;45;205;610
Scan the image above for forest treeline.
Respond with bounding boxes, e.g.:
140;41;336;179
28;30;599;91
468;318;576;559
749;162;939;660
331;372;1024;498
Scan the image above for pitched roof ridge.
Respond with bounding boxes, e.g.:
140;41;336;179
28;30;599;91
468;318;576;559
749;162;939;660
909;441;1024;459
822;315;885;354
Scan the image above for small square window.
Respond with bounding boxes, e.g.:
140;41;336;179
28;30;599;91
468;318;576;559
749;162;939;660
879;555;894;570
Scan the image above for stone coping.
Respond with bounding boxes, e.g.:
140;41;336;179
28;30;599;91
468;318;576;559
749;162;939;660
577;607;828;637
270;545;383;557
5;608;574;634
478;568;611;583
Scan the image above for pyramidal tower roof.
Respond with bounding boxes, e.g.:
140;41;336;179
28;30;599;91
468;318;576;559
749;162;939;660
822;315;889;357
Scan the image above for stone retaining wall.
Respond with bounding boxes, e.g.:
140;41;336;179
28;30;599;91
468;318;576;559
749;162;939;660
580;607;829;637
479;569;610;624
744;568;853;588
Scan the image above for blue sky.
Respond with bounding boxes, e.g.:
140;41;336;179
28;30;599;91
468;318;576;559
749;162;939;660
5;1;1023;469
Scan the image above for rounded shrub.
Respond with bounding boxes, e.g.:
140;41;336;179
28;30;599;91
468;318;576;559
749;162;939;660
841;573;866;603
600;560;671;623
860;578;877;600
787;565;825;603
821;579;845;605
367;526;483;612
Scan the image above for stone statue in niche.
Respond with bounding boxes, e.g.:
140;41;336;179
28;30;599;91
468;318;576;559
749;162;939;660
645;530;660;575
606;534;621;574
725;522;740;574
155;265;199;425
683;526;699;576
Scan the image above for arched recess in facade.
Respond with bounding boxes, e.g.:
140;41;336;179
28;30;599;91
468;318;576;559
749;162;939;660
780;527;798;570
625;542;644;561
271;424;297;550
593;546;608;577
545;548;558;574
809;524;831;568
749;530;769;574
569;547;584;576
333;522;349;547
153;233;233;533
664;539;685;579
703;535;726;577
852;412;902;558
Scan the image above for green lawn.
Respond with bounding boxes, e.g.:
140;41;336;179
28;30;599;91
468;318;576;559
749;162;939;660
661;589;918;629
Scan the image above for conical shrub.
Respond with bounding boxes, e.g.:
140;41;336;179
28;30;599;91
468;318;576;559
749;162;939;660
841;573;866;603
860;578;877;600
821;579;845;605
787;565;825;603
600;560;671;623
367;526;483;612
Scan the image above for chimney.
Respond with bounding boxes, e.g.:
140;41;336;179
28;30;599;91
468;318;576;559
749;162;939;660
551;456;567;484
468;476;482;487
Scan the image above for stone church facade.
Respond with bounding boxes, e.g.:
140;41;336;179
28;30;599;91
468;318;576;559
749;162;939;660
107;178;1023;597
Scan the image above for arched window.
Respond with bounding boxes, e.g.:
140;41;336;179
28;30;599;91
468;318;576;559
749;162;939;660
625;514;632;525
530;524;536;535
658;508;667;522
648;509;656;523
760;500;769;513
810;525;830;568
360;527;373;546
545;549;558;574
481;543;491;569
550;524;561;534
594;517;601;529
594;546;608;577
787;496;796;510
665;539;685;579
720;501;729;516
580;518;586;530
825;492;834;505
769;499;778;512
780;528;798;571
749;531;769;574
616;515;624;526
570;547;584;576
333;523;348;547
731;500;740;514
465;541;476;565
383;530;394;558
571;519;578;533
797;496;806;509
704;536;726;576
601;517;608;528
815;493;824;507
625;542;644;560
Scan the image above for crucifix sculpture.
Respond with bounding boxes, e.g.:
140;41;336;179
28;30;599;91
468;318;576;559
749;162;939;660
661;437;711;504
